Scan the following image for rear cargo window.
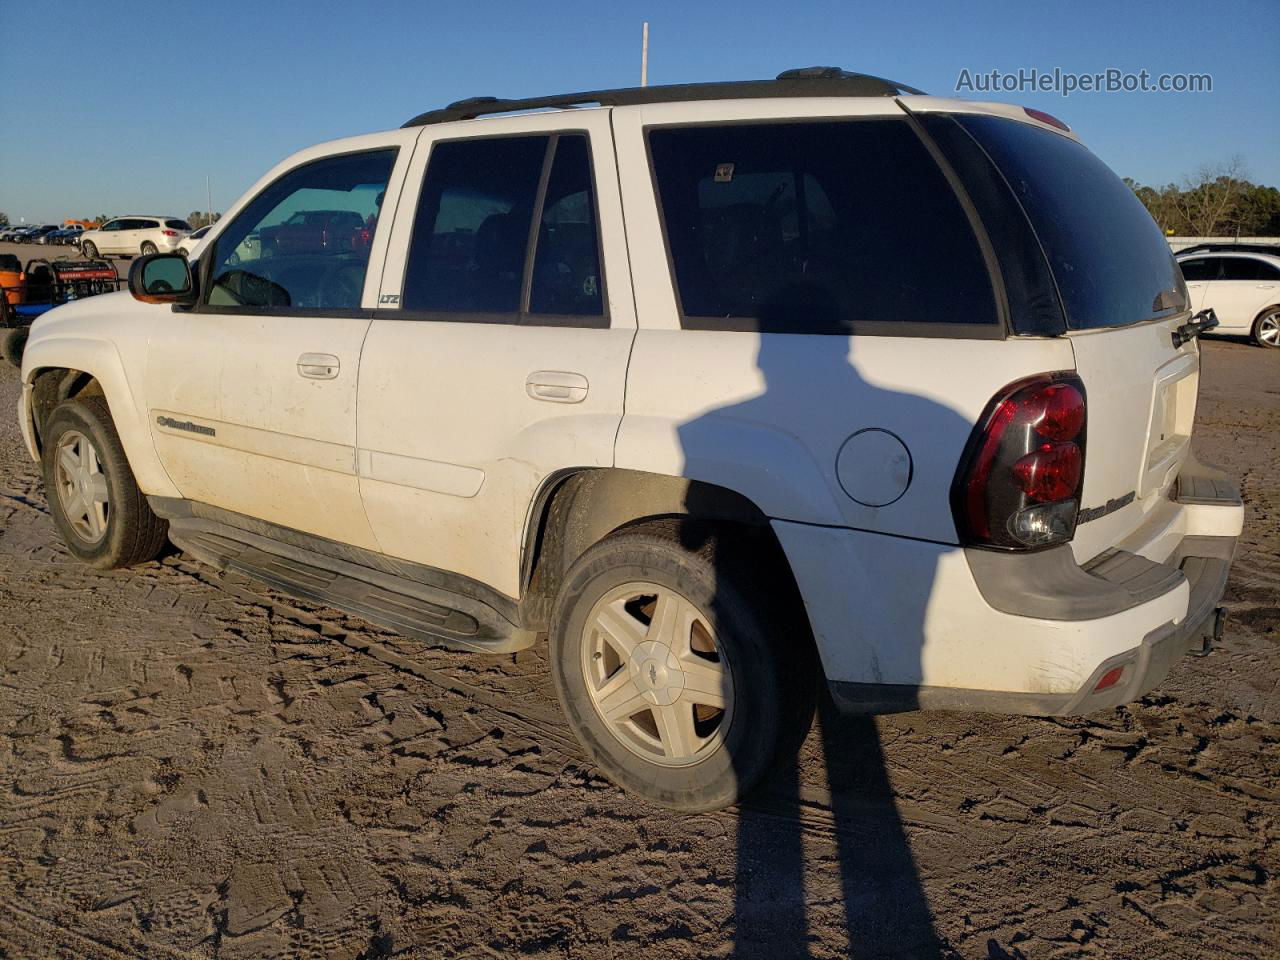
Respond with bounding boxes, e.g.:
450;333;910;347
955;115;1185;330
647;120;998;334
165;219;192;230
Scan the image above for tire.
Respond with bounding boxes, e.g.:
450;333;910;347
82;240;98;259
549;520;816;812
1;327;27;367
41;396;168;569
140;241;157;256
1252;307;1280;348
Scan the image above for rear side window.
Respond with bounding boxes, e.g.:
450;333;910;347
404;136;548;314
647;119;997;334
402;133;606;323
955;116;1184;329
1219;258;1276;281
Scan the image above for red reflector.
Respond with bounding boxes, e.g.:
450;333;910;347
162;229;178;236
1024;107;1071;132
1027;383;1085;442
1012;442;1082;502
1094;666;1124;692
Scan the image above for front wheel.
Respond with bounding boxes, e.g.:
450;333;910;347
82;240;98;259
549;522;815;812
1252;307;1280;348
42;397;169;569
140;241;157;256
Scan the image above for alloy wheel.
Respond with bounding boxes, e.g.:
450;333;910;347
1257;311;1280;347
581;582;733;767
54;430;109;543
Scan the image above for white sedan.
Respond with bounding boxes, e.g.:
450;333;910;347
1177;247;1280;348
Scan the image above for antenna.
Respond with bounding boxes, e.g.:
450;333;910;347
641;22;649;87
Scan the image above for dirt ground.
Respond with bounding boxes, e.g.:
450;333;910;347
0;312;1276;958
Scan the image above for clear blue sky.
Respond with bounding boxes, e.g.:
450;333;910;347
1;0;1276;223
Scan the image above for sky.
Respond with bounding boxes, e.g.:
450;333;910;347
0;0;1276;223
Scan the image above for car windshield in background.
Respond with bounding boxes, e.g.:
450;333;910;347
955;115;1185;330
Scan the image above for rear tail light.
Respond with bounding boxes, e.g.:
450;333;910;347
161;229;178;237
951;373;1087;549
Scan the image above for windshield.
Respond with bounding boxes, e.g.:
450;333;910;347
956;115;1185;330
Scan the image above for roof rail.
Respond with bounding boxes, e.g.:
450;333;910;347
401;67;924;128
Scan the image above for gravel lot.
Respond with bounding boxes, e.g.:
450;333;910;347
0;278;1276;958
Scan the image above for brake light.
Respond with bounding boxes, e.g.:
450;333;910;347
952;373;1087;549
162;229;178;237
1024;107;1071;132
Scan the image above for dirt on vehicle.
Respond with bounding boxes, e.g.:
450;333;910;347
0;339;1276;959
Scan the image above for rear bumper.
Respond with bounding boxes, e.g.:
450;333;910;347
775;457;1242;717
827;533;1232;716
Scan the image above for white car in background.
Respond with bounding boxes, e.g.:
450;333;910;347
79;217;192;260
177;225;212;258
1177;245;1280;348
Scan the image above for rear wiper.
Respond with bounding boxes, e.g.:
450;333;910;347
1171;308;1219;348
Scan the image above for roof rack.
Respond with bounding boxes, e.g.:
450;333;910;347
1177;241;1280;256
402;67;924;128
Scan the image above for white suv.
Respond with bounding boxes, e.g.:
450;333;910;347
16;69;1243;811
1175;247;1280;347
79;216;192;259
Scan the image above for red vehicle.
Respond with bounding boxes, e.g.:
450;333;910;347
259;209;371;256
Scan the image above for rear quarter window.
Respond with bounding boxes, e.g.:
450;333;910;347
647;119;998;335
955;115;1184;330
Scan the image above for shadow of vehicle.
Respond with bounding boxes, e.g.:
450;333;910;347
677;328;969;957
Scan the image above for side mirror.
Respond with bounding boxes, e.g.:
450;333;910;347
128;254;196;305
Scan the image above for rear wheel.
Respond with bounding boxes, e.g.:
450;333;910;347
1252;307;1280;348
42;397;168;569
549;521;815;812
82;240;98;259
140;241;157;256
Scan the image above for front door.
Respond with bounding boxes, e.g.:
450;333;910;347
357;114;636;598
146;136;415;549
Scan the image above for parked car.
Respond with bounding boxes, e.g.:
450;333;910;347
0;226;22;242
258;209;371;256
49;225;86;246
30;225;64;245
78;216;191;259
176;224;212;257
1177;247;1280;348
15;69;1242;812
8;225;45;243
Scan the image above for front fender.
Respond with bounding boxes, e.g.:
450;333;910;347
21;335;180;498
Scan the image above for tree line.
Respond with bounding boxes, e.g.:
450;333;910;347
1124;157;1280;237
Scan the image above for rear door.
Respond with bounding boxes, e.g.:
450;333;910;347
1205;256;1279;332
359;111;635;598
943;113;1198;562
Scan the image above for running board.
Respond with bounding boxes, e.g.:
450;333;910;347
166;518;535;654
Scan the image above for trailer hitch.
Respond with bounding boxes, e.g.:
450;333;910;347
1172;308;1219;348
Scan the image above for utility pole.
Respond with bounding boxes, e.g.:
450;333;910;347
641;22;649;87
206;175;213;226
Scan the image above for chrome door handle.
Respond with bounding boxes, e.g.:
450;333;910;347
1257;284;1277;289
297;353;340;380
526;371;588;403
